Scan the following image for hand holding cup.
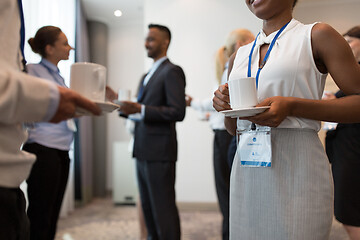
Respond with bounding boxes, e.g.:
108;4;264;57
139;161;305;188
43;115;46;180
213;83;231;112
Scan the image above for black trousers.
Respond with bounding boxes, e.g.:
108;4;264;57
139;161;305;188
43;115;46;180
326;125;360;226
23;143;70;240
213;130;232;240
136;160;180;240
0;187;29;240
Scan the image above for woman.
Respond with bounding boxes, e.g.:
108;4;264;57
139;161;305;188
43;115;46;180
23;26;74;240
212;0;360;239
325;26;360;240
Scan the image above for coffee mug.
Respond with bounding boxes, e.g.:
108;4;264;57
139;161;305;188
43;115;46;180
228;77;258;109
70;62;106;102
118;89;131;101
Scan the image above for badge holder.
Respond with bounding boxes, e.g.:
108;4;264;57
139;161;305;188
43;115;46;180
236;124;272;167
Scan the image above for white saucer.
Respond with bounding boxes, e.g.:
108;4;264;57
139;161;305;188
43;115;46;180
221;106;270;118
95;101;120;112
76;101;120;116
112;99;128;106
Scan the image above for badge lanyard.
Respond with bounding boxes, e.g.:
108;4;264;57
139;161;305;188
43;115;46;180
236;21;290;167
247;21;290;131
247;21;290;88
40;61;66;87
17;0;27;69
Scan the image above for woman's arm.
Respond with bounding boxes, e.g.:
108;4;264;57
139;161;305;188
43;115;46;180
243;23;360;127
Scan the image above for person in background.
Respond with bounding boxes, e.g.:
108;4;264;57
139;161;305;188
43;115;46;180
324;25;360;240
118;24;186;240
185;28;254;240
220;29;255;169
0;1;100;239
22;26;75;240
213;0;360;239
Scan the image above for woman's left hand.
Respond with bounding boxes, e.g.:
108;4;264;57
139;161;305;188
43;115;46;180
240;96;294;127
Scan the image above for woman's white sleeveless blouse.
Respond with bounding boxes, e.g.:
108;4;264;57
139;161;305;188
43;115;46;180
230;19;327;131
229;19;333;240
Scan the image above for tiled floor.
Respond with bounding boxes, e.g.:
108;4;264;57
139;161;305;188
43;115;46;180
55;197;350;240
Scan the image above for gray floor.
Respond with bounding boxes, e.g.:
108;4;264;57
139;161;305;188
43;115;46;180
55;197;349;240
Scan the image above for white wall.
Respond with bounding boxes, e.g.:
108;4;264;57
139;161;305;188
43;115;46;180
106;20;145;190
294;0;360;34
106;0;360;202
143;0;262;202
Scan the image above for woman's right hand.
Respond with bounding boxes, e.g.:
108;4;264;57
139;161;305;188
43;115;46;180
213;83;231;112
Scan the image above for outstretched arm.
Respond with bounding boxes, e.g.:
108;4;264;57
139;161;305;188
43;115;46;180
0;70;100;124
51;86;101;123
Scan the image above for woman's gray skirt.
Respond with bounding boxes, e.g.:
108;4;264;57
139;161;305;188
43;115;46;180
230;128;333;240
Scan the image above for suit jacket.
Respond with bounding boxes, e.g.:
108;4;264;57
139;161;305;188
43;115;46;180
133;59;186;161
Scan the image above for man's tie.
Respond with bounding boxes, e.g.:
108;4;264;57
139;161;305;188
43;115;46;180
17;0;27;69
137;78;146;102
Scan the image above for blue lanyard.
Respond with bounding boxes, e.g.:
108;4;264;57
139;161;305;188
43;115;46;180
248;21;290;88
40;61;66;87
17;0;26;68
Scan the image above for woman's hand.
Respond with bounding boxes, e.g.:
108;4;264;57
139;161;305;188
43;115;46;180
213;83;231;112
241;96;294;127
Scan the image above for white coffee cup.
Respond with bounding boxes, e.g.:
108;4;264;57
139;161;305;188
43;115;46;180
118;89;131;101
228;77;258;109
70;62;106;102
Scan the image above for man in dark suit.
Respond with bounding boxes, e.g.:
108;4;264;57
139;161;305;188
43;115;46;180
119;24;186;240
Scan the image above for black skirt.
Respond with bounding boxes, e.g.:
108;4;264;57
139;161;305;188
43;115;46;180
326;123;360;226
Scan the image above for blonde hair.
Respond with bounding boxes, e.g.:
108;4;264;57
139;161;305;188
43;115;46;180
215;29;255;83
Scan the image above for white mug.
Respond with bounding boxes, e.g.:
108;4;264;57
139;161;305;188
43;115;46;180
118;89;131;101
70;62;106;102
228;77;258;109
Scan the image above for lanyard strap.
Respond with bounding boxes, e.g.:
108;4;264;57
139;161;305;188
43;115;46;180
40;61;66;86
248;21;290;88
17;0;27;68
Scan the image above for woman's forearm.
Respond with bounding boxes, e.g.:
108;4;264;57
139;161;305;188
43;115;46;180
290;95;360;123
224;117;237;136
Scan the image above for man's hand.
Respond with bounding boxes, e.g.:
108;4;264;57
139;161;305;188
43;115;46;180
185;95;193;106
322;91;336;100
50;86;101;123
118;101;142;115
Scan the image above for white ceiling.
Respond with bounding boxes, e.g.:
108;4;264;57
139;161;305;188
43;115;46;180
81;0;143;25
81;0;341;26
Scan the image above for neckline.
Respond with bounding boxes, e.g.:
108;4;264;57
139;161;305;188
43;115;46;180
259;18;297;41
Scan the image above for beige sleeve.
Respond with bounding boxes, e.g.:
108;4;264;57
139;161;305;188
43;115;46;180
0;67;58;124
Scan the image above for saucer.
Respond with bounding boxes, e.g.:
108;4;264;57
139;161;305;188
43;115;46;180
112;99;128;106
76;101;120;116
221;106;270;118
